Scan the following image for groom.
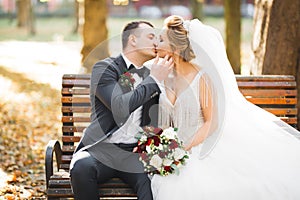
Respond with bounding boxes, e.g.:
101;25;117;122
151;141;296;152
70;21;173;199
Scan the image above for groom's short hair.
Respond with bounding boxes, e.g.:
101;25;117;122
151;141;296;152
122;21;154;50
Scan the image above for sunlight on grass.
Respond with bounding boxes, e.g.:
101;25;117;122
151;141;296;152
0;41;82;89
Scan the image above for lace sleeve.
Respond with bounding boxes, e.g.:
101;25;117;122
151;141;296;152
198;72;218;141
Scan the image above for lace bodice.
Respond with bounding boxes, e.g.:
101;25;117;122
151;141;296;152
158;71;204;145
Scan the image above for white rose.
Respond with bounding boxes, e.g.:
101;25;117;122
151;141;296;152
140;135;147;142
146;145;152;153
161;127;176;139
149;154;163;169
162;158;173;166
158;144;163;150
173;148;186;160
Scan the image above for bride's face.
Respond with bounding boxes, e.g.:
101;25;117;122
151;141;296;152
157;29;173;58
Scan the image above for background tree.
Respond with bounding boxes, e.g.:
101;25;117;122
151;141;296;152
252;0;299;75
191;0;204;20
16;0;29;27
224;0;241;74
81;0;109;73
72;0;84;34
251;0;300;129
16;0;35;35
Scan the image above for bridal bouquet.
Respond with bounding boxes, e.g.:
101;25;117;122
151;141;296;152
135;126;189;176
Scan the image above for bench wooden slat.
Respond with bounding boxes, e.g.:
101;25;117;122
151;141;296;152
62;136;81;143
239;89;297;97
59;163;71;170
245;97;297;105
47;188;137;198
61;88;90;95
235;75;295;81
50;171;71;180
61;97;90;104
62;155;72;162
49;178;132;188
47;188;73;197
62;106;91;113
62;145;77;152
62;126;86;133
63;74;91;79
61;116;91;123
62;79;90;87
264;108;297;115
280;118;297;124
237;81;296;88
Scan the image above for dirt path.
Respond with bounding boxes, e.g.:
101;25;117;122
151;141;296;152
0;41;81;199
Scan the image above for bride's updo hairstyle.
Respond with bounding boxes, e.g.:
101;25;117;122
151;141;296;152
164;15;195;62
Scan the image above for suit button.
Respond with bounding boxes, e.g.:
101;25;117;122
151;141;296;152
151;92;158;98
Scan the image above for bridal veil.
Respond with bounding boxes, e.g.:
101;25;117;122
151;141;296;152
186;19;300;158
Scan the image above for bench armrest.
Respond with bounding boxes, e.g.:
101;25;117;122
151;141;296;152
45;140;62;188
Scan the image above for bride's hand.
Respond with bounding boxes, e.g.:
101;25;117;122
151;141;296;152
184;143;193;151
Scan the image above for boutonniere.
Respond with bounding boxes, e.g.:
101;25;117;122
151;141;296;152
119;71;136;89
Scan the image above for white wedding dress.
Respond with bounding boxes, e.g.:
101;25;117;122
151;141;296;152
151;19;300;200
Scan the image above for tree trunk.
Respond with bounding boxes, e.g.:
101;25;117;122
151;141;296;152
191;0;204;21
252;0;300;129
262;0;299;75
28;1;36;35
81;0;109;73
72;0;84;34
224;0;241;74
16;0;30;27
16;0;35;35
251;0;271;75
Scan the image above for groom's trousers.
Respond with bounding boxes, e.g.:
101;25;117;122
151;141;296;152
70;143;153;200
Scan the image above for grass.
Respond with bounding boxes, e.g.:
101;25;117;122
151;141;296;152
0;16;253;73
0;17;80;41
0;16;253;42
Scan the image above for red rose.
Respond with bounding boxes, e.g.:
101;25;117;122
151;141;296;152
130;77;135;84
124;72;131;76
153;127;163;135
169;139;178;149
153;136;160;146
140;153;148;161
164;166;171;172
159;151;167;158
146;138;152;146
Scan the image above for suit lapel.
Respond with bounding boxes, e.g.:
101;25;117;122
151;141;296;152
113;54;128;75
114;56;159;127
141;67;159;127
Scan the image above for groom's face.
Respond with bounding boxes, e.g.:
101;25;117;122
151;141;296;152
132;23;157;61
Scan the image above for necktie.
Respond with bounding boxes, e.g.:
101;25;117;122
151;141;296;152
129;64;145;78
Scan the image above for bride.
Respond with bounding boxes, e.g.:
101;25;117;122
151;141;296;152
151;15;300;200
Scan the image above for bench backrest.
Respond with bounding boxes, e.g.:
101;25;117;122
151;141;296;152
60;74;298;169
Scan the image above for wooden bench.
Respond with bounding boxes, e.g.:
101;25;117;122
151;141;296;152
45;74;298;199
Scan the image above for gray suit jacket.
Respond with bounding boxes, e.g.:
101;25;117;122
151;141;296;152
77;55;161;152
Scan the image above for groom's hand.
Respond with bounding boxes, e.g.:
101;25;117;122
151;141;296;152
150;55;174;82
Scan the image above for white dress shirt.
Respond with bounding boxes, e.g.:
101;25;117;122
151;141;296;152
107;54;143;144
